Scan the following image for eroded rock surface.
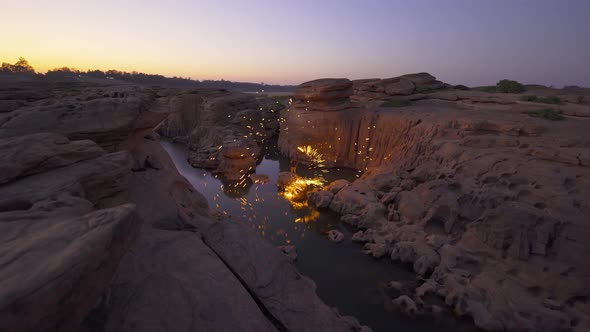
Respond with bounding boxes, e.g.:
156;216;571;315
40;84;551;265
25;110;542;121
0;80;369;332
157;88;282;180
287;77;590;331
0;130;139;332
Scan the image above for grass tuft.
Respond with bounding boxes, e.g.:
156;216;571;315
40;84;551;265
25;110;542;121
524;108;564;121
520;95;563;105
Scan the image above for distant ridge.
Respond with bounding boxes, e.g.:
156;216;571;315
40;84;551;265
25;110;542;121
0;57;296;92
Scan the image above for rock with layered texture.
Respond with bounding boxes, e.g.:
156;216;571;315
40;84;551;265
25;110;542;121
0;85;155;150
106;135;369;332
295;78;353;103
0;204;139;332
195;217;369;332
0;81;371;332
286;78;590;330
0;129;140;332
0;132;104;184
352;72;447;101
157;89;273;180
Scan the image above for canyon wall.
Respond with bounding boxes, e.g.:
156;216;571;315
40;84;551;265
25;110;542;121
0;81;368;332
157;89;281;180
295;77;590;331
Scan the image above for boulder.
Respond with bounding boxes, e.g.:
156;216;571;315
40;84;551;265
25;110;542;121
0;204;139;332
294;78;353;103
278;245;298;262
308;189;334;208
391;295;419;315
385;79;415;96
327;229;345;243
0;132;104;184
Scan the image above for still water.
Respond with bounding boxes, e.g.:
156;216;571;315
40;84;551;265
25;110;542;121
161;139;477;332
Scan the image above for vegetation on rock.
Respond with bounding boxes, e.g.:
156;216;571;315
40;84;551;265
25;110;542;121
496;79;526;93
520;95;563;104
524;108;564;120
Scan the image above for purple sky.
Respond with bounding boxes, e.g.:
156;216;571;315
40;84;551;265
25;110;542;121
2;0;589;86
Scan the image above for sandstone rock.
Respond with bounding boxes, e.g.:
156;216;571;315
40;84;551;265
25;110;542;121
0;150;133;209
294;78;353;103
0;204;139;332
0;132;104;184
157;89;271;180
352;230;366;242
279;79;590;330
400;72;437;86
363;242;390;258
308;189;334;208
392;295;419;315
0;86;155;150
326;179;350;193
327;229;345;243
196;219;369;331
278;245;298;262
385;79;415;96
105;227;277;332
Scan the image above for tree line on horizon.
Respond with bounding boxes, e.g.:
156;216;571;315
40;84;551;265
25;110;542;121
0;57;295;92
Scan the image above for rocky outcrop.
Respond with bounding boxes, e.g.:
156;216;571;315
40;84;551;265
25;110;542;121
0;131;140;332
0;85;155;150
352;72;448;102
301;93;590;331
0;80;369;332
290;78;357;111
157;89;281;180
104;133;369;332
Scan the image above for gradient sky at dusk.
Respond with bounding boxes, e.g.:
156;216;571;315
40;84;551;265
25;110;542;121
1;0;589;86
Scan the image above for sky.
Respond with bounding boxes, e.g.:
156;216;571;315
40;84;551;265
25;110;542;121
1;0;589;86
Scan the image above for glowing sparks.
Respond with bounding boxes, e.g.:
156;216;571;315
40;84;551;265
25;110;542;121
280;176;326;201
297;145;325;167
295;209;320;223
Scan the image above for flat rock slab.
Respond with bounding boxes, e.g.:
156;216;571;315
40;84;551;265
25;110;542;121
105;228;278;332
0;203;139;332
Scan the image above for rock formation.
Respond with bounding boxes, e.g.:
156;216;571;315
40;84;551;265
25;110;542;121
157;88;282;180
291;76;590;331
352;72;448;102
0;80;369;332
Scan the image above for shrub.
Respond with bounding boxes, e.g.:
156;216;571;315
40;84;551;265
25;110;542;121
520;95;563;104
520;95;538;102
524;108;564;121
496;79;526;93
381;99;412;108
453;84;470;90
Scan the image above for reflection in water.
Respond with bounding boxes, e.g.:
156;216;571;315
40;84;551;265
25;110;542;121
161;139;478;332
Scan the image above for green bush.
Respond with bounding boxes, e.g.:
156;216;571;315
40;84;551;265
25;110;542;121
520;95;563;104
520;95;538;102
524;108;564;121
496;79;526;93
381;99;412;108
453;84;470;90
